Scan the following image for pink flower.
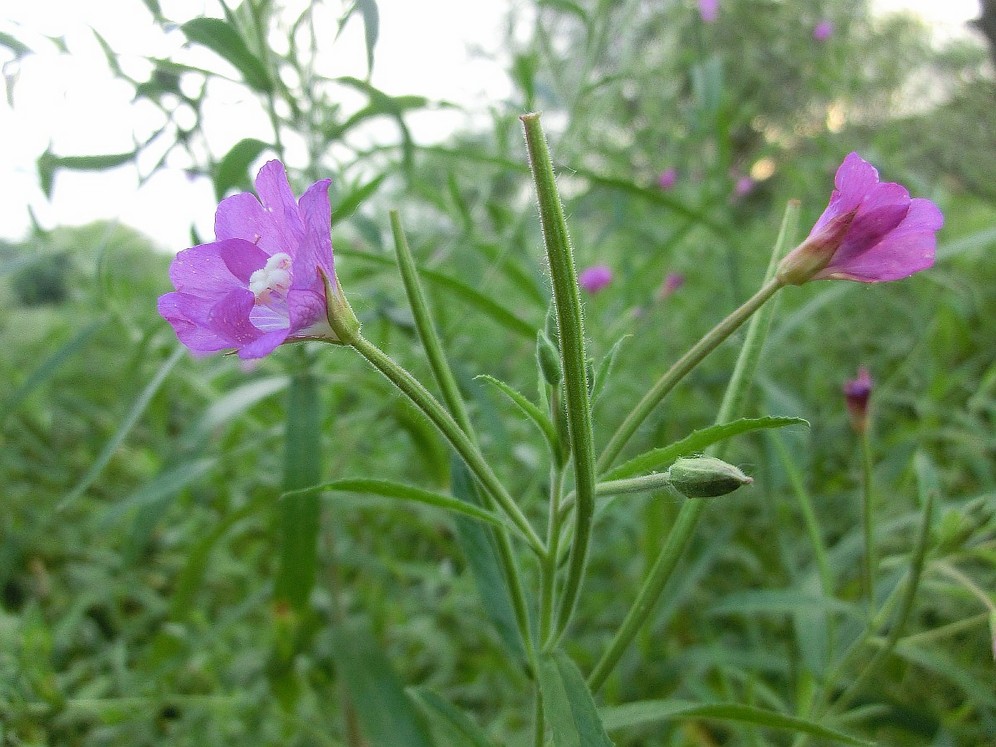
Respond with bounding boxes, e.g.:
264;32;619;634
657;167;678;191
844;366;873;433
158;160;343;359
578;265;613;294
657;272;685;300
733;176;755;198
813;20;834;41
777;152;943;284
698;0;718;23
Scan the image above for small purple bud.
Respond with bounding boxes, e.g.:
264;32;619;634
578;264;613;294
733;176;755;198
813;20;834;42
844;366;873;433
698;0;718;23
657;272;685;300
657;167;678;191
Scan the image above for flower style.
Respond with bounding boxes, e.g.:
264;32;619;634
578;264;614;294
158;160;353;359
777;152;943;285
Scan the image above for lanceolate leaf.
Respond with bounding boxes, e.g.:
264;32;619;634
281;478;506;530
477;374;559;459
410;688;495;747
603;416;808;482
599;700;872;745
37;150;136;198
538;650;613;747
214;137;270;199
181;17;272;92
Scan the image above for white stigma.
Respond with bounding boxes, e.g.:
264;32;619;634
248;252;293;302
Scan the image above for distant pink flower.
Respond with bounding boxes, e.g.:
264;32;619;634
844;366;873;433
698;0;718;23
578;265;613;294
777;152;943;284
657;167;678;190
733;176;755;198
158;160;341;359
813;20;834;41
657;272;685;300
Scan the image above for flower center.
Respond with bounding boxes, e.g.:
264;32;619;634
248;252;293;303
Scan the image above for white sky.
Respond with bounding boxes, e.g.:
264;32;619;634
0;0;982;250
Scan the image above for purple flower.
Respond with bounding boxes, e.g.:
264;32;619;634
813;19;834;42
578;264;613;294
698;0;718;23
657;272;685;300
158;160;343;359
844;366;873;433
777;153;943;284
733;176;755;198
657;167;678;191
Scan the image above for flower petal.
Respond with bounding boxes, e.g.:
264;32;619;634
157;292;232;354
254;160;306;250
810;152;879;235
168;240;249;299
292;178;334;295
236;329;290;359
206;288;266;346
287;288;329;336
829;181;911;266
816;198;942;282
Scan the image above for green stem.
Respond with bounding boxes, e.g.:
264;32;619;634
520;113;597;640
348;333;545;556
540;462;565;646
597;277;785;473
860;430;876;612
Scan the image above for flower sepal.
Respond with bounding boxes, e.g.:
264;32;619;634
320;266;361;345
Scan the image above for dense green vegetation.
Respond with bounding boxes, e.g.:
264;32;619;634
2;1;993;744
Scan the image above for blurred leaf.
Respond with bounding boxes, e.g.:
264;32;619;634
591;335;629;403
141;0;164;22
538;649;613;747
213;137;270;200
410;688;495;747
274;372;321;611
0;30;31;57
1;317;107;424
181;375;289;449
341;249;537;339
180;17;272;92
282;477;506;529
450;458;527;661
604;416;808;481
90;29;124;77
101;457;216;526
330;618;434;747
37;150;136;199
57;346;184;511
709;589;861;619
356;0;379;76
600;700;872;745
333;173;386;221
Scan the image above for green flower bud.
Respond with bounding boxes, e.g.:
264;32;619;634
665;456;753;498
536;331;562;386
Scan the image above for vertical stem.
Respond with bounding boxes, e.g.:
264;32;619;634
520;113;597;641
540;462;565;645
860;431;876;612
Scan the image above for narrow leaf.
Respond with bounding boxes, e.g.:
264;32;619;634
538;650;613;747
356;0;379;75
600;700;871;745
58;345;184;511
274;372;321;611
282;478;505;529
37;150;135;198
410;688;495;747
477;374;558;457
181;17;272;92
334;173;386;221
213;137;269;200
604;416;807;482
330;618;434;747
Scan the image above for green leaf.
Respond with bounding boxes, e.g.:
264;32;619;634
450;458;527;661
37;150;136;198
274;372;322;611
0;30;32;57
341;249;536;339
333;173;386;221
410;688;495;747
181;17;272;92
708;590;862;619
58;346;184;511
180;375;289;449
538;650;613;747
213;137;270;200
590;335;629;403
330;619;434;747
477;374;559;459
600;700;872;745
604;416;808;482
282;478;505;529
356;0;379;75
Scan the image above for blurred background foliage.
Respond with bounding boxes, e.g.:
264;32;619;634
1;0;994;744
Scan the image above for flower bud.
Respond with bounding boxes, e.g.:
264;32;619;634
843;366;873;434
536;331;562;386
665;456;753;498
